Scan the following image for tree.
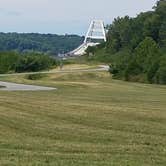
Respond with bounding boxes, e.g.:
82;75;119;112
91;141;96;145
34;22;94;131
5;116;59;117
155;66;166;84
86;46;96;56
134;37;161;73
0;52;19;74
81;0;166;84
155;0;166;20
124;59;142;81
0;33;84;55
16;53;57;72
0;52;57;74
154;55;166;84
143;14;161;42
159;20;166;47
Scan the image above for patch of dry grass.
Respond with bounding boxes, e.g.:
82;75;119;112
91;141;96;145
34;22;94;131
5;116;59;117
0;69;166;165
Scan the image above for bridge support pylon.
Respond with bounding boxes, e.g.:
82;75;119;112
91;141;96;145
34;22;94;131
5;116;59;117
84;20;106;43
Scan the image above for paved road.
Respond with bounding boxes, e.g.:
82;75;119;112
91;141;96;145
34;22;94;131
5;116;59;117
0;65;109;91
0;81;56;91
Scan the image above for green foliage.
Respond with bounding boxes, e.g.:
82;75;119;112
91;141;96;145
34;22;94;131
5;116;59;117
147;62;160;83
110;37;162;83
154;55;166;84
26;73;47;80
155;0;166;20
134;37;161;73
109;50;133;78
86;46;96;56
124;59;142;81
0;52;57;74
0;33;83;55
16;53;57;72
0;52;19;73
92;0;166;85
155;66;166;84
159;20;166;47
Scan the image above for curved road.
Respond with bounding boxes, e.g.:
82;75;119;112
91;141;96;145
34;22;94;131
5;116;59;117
0;65;109;91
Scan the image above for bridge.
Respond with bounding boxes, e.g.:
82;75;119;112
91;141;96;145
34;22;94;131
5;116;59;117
67;20;107;56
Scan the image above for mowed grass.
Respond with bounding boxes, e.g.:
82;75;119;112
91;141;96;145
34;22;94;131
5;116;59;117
0;70;166;166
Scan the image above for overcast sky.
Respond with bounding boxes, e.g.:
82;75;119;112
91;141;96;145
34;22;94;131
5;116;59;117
0;0;157;35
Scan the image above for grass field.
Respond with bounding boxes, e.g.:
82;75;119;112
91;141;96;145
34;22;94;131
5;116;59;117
0;67;166;166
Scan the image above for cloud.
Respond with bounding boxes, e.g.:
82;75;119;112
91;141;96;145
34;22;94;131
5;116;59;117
0;0;157;34
7;11;22;16
0;8;21;16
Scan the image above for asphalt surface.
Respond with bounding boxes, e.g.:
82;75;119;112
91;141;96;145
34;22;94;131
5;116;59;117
0;81;56;91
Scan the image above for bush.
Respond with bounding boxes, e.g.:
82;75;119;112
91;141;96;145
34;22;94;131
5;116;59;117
0;52;20;74
109;64;119;75
15;53;57;72
147;62;159;83
26;73;47;80
155;66;166;84
0;52;57;74
124;59;142;81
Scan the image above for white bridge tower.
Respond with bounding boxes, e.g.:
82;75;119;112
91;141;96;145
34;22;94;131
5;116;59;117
84;20;106;43
69;20;106;56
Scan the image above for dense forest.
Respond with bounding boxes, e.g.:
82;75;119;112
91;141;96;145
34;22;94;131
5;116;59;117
0;33;84;55
88;0;166;84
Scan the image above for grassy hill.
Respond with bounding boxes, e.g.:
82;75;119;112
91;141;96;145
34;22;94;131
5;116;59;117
0;66;166;165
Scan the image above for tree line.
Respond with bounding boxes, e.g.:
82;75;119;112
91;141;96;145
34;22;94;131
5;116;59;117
0;33;84;55
88;0;166;84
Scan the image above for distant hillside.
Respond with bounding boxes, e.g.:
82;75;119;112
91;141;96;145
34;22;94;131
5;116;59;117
0;33;84;55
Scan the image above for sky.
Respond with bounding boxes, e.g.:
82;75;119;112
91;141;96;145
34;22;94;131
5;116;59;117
0;0;157;35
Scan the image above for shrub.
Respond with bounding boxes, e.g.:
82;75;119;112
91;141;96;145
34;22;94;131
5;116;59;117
26;73;47;80
16;53;57;72
155;66;166;84
0;52;20;74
